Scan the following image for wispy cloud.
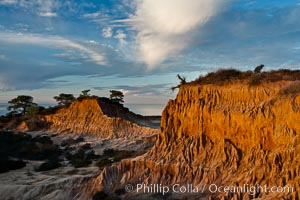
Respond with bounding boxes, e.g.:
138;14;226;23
0;32;106;65
102;27;113;38
126;0;229;68
114;29;127;45
38;0;59;17
0;0;59;17
39;12;57;17
83;12;100;19
0;0;17;5
94;83;170;96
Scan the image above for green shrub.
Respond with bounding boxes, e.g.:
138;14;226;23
0;131;61;161
25;105;45;117
95;158;112;169
70;158;92;168
103;149;135;162
36;159;61;171
86;150;100;160
0;155;26;173
66;147;99;168
40;106;61;115
94;149;135;169
32;135;53;144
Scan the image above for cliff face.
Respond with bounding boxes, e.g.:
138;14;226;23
97;81;300;199
19;98;159;138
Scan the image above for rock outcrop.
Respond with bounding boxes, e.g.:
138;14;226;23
18;98;159;138
96;81;300;199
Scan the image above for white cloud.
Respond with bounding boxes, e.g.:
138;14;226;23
114;29;127;45
128;0;228;68
0;32;106;65
88;40;98;44
39;12;57;17
0;0;60;17
0;0;16;5
102;27;113;38
83;12;100;19
38;0;59;17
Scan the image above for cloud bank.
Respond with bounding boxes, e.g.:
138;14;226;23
129;0;228;68
0;32;106;65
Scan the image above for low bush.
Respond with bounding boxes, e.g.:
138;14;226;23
86;150;100;160
0;131;61;161
40;106;61;115
95;158;112;169
103;149;135;162
82;143;92;150
0;155;26;173
95;149;136;169
36;159;61;172
66;147;99;168
248;75;262;86
189;68;300;86
32;135;53;144
191;69;249;85
61;137;84;147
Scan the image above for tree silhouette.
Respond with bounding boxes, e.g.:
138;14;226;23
79;90;91;98
177;74;186;85
109;90;124;104
7;95;37;115
171;74;187;91
54;93;75;106
254;64;264;73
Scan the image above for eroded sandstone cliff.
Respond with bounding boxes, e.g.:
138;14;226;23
18;98;159;138
96;81;300;199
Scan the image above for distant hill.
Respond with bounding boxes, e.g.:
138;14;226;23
2;97;160;138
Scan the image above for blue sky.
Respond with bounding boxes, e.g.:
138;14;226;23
0;0;300;109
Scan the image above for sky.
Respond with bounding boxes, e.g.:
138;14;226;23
0;0;300;113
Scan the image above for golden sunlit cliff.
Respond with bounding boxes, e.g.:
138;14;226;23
17;98;159;138
95;80;300;199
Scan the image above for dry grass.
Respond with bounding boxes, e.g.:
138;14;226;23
279;82;300;96
188;68;300;86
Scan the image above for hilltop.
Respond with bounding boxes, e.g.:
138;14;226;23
5;97;160;138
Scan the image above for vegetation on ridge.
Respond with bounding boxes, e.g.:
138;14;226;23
53;93;76;106
109;90;124;105
7;95;38;116
2;89;125;118
171;65;300;91
190;66;300;86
